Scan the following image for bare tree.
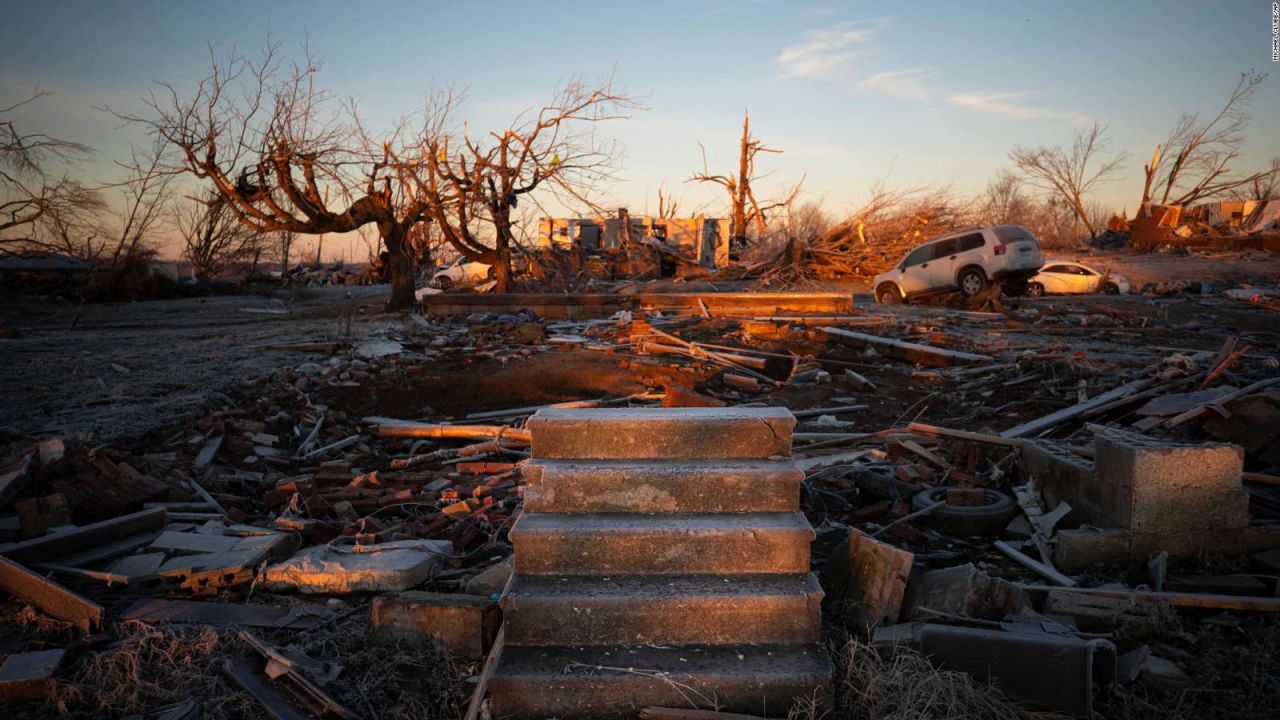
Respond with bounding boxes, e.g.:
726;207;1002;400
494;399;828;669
1153;71;1279;207
412;80;637;291
275;229;297;274
104;139;174;268
1;91;100;242
1010;122;1126;240
175;192;253;280
113;43;432;308
981;169;1031;225
690;111;792;245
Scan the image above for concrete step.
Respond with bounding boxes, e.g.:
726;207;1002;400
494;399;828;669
523;459;803;513
489;643;832;719
502;573;823;646
509;512;815;575
527;407;796;460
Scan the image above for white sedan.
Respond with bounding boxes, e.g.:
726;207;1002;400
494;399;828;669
432;259;494;289
1026;261;1129;297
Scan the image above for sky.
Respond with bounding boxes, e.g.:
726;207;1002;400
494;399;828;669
3;0;1279;261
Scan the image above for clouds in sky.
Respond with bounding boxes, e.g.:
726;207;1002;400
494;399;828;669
776;21;1086;123
948;91;1090;124
776;24;873;79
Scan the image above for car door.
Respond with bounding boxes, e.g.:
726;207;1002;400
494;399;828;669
897;244;935;296
1071;265;1100;293
1038;265;1072;293
925;237;960;290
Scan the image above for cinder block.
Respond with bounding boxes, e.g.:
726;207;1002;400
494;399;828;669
1053;528;1133;573
371;591;500;659
1094;428;1245;533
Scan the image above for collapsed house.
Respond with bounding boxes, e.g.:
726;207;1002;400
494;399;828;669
538;213;730;268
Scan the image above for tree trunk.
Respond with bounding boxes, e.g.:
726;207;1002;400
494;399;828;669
381;223;417;310
733;114;750;244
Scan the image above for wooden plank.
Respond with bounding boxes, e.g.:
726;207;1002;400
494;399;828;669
464;626;504;720
122;598;332;629
905;422;1021;447
995;540;1076;587
0;556;104;631
1165;376;1280;428
998;378;1154;439
52;530;162;568
832;529;913;632
821;326;990;367
0;508;166;563
1018;584;1280;612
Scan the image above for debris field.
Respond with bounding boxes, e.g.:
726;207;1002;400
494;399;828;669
1;280;1280;720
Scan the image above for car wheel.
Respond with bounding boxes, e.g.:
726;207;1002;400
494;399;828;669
876;284;901;304
435;276;453;290
486;266;497;281
911;487;1018;536
958;268;987;297
1026;282;1045;297
1103;282;1120;295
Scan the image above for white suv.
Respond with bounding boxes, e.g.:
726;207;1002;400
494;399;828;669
873;225;1044;303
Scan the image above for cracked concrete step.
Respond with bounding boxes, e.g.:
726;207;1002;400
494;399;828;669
509;512;815;575
489;643;832;720
527;407;795;460
523;459;803;513
502;573;823;646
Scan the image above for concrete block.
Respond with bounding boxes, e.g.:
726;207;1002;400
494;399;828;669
490;643;831;720
1053;528;1133;573
502;573;822;646
527;407;796;460
523;459;802;513
0;649;64;701
509;512;814;575
263;539;452;594
371;591;500;659
901;563;1025;620
1020;441;1100;527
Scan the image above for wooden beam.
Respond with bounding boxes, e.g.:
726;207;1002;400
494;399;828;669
999;378;1155;439
0;556;104;631
821;326;990;367
0;508;166;564
1020;584;1280;612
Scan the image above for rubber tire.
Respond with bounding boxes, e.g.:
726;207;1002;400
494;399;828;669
911;487;1018;536
1103;282;1120;295
959;268;987;297
435;276;453;290
486;266;497;280
1026;282;1045;298
876;284;902;304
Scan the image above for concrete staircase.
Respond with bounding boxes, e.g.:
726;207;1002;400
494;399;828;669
490;407;832;719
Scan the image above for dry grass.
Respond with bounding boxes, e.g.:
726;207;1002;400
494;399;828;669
52;621;260;719
288;608;473;720
789;636;1035;720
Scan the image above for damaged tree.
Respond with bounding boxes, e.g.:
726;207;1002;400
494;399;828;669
690;111;793;248
175;192;254;281
1010;122;1126;241
1151;71;1280;207
412;81;636;292
1;91;101;244
115;44;431;308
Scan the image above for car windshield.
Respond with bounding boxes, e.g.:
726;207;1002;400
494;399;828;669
993;226;1038;245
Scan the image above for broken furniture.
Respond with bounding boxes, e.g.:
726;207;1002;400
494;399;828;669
489;407;832;718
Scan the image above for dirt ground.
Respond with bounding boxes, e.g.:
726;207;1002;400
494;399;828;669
0;286;388;442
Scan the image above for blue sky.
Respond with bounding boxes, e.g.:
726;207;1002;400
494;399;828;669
3;0;1278;259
